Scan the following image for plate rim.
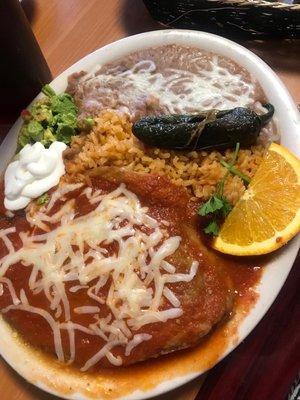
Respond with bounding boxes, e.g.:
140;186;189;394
0;29;299;400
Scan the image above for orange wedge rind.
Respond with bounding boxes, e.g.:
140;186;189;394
213;142;300;256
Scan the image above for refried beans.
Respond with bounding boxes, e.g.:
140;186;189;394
67;44;278;144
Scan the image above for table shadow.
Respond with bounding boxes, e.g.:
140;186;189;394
120;0;162;35
241;39;300;72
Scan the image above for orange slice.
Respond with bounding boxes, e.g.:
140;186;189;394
213;142;300;255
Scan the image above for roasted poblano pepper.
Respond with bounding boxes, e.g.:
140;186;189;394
132;104;274;151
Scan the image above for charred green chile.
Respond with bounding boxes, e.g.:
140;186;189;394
132;104;274;151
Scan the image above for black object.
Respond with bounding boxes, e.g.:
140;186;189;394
132;104;274;151
143;0;300;39
0;0;52;135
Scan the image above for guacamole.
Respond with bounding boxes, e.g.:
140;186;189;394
17;85;79;151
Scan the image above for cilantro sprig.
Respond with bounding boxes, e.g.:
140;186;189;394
204;220;220;236
198;143;250;236
198;192;232;236
220;160;250;185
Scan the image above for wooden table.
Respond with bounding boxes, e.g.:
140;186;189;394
0;1;299;399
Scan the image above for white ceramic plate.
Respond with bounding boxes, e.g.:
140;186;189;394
0;30;299;400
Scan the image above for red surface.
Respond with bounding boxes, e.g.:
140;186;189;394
197;251;300;400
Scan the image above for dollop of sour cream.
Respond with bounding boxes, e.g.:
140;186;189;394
4;141;67;210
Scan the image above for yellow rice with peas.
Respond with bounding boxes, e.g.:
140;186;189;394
65;111;265;205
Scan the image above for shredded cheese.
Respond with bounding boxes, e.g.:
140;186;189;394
0;183;198;369
125;334;152;356
74;306;101;314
